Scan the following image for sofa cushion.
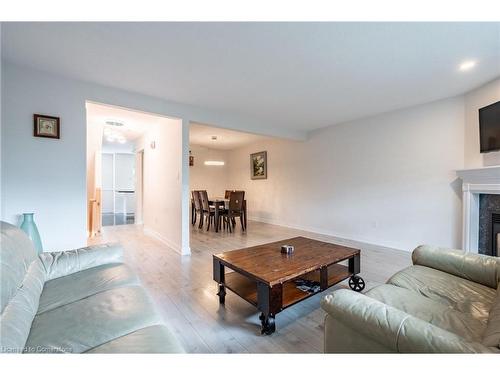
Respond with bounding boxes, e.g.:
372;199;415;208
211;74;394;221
388;265;497;323
1;220;46;353
482;289;500;348
1;221;39;312
40;243;124;281
366;284;487;342
37;263;140;314
25;286;164;353
0;258;46;353
85;325;184;353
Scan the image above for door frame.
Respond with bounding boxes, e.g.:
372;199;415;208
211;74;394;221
135;149;145;225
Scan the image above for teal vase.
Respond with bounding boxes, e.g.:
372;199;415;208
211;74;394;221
20;213;43;254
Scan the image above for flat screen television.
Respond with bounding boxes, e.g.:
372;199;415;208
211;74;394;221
479;100;500;153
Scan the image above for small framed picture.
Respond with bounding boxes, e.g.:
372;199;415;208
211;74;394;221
34;114;60;139
250;151;267;180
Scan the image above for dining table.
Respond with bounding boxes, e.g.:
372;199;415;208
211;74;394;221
191;197;247;233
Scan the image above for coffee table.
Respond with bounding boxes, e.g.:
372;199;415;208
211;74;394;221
212;236;365;335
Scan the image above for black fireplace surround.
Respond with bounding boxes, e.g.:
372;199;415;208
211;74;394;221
479;194;500;256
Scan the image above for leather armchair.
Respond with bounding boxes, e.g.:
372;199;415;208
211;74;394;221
322;245;500;353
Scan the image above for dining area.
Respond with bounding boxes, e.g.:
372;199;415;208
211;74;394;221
191;190;247;233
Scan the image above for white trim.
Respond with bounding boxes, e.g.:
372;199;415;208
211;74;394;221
143;226;187;255
247;216;406;253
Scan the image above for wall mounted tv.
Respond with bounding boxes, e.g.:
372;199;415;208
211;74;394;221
479;100;500;153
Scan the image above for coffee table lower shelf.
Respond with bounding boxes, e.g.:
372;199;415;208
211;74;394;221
224;263;352;309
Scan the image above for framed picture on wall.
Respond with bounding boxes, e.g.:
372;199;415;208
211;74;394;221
250;151;267;180
34;114;60;139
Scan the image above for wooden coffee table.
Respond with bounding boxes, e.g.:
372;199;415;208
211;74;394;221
212;236;365;335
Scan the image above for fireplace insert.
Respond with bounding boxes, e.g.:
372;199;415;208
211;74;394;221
493;212;500;257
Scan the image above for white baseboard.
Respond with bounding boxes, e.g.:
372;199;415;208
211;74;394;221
247;215;407;253
143;226;183;255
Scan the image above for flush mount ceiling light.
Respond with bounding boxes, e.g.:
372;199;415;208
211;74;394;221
105;120;125;127
458;60;477;72
104;125;126;144
204;160;225;166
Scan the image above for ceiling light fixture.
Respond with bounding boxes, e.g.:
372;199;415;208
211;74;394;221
204;160;225;166
103;124;127;144
458;60;477;72
105;120;125;127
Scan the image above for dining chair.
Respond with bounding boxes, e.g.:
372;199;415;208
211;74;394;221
199;190;218;231
224;190;233;199
192;191;204;228
221;190;245;233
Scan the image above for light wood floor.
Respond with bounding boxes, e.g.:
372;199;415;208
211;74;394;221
88;220;411;353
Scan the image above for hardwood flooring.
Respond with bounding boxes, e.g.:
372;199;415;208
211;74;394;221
88;220;411;353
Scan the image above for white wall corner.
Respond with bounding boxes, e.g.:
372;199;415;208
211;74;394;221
143;226;182;255
180;118;191;255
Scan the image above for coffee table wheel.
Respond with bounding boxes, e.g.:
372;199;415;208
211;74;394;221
348;275;365;292
217;284;226;304
259;313;276;335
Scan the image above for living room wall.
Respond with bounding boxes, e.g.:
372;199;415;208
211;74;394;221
228;96;466;251
0;62;301;252
1;64;185;251
135;119;184;253
189;144;231;198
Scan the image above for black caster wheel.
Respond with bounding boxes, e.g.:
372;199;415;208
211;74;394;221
348;275;365;292
217;284;226;304
260;314;276;335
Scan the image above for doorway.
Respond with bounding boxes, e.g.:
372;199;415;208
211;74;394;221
135;149;144;225
86;101;186;253
101;152;136;226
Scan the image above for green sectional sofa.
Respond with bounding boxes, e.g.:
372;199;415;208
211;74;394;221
0;221;184;353
321;245;500;353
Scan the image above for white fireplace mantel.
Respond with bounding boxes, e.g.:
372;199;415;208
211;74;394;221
456;165;500;253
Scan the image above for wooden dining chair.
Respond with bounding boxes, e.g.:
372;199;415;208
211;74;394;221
224;190;233;199
192;191;204;228
221;190;245;233
199;190;218;231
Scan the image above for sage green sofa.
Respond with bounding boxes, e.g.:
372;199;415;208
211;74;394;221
321;245;500;353
0;221;184;353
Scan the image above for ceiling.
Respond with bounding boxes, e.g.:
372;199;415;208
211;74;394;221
86;101;169;148
189;122;270;150
3;22;500;133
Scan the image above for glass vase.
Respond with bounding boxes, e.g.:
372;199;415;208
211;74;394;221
20;213;43;254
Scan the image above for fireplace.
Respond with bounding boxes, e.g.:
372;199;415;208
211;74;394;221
456;166;500;255
478;194;500;256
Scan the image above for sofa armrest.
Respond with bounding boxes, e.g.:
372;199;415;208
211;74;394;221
321;289;496;353
412;245;500;289
39;243;124;281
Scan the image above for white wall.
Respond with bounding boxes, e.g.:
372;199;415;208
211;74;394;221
0;65;167;251
464;78;500;168
1;62;303;252
228;97;465;251
2;59;496;254
189;144;230;197
135;119;183;253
